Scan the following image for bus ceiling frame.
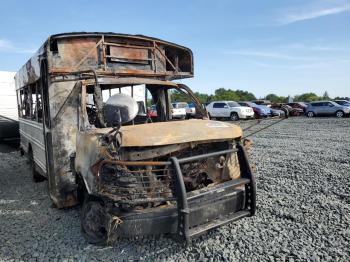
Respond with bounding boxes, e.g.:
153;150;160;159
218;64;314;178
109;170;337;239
15;32;194;90
47;33;193;82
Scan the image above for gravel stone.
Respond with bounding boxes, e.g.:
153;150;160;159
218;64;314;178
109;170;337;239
0;117;349;261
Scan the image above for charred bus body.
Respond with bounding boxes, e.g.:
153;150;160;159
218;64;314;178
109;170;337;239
15;32;256;244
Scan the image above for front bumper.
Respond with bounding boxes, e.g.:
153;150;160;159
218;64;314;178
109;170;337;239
172;114;186;118
110;178;249;239
239;113;255;119
101;144;256;243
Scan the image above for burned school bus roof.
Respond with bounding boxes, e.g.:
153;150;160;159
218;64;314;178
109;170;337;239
15;32;194;89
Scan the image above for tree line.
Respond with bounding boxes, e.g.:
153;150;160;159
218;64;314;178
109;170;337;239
171;88;348;104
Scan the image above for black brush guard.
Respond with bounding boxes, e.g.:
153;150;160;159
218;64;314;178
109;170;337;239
106;143;256;243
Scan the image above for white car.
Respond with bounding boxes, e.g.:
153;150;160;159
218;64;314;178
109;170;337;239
186;102;196;117
171;102;188;119
206;101;254;121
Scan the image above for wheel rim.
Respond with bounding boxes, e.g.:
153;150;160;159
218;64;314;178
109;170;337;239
82;200;108;243
336;111;343;118
308;112;313;117
231;113;238;121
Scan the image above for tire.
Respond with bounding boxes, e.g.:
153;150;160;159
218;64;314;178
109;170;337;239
76;175;87;205
81;196;109;245
230;112;239;121
28;149;46;182
335;110;344;118
307;111;314;118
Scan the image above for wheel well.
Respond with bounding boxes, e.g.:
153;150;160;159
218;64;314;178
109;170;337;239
27;144;34;160
76;173;92;204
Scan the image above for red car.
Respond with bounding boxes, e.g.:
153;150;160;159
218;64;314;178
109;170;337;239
287;102;307;113
147;105;158;117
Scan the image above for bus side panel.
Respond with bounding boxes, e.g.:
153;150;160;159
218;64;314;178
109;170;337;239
48;81;79;208
19;118;46;174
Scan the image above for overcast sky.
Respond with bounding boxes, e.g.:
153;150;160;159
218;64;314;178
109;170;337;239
0;0;349;97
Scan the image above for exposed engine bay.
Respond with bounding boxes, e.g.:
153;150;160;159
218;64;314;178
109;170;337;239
92;140;242;210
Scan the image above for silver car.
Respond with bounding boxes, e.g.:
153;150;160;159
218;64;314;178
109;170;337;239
306;101;350;118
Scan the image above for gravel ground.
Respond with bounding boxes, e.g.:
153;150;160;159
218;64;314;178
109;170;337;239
0;117;349;261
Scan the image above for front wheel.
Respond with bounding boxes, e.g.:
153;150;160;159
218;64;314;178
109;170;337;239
230;112;239;121
81;196;109;245
307;111;314;118
335;110;344;118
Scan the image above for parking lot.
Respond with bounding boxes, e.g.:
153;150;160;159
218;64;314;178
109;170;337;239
0;117;349;261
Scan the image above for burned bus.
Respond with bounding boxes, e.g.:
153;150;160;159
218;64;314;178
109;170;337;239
15;32;256;244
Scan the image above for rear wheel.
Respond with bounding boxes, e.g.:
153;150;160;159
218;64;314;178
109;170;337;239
335;110;344;118
81;196;109;245
230;112;239;121
76;175;87;205
307;111;314;118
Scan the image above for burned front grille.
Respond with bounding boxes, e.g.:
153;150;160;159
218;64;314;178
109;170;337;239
96;142;241;208
98;164;176;205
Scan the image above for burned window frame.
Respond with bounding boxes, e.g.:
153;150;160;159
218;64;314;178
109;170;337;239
16;80;44;123
79;82;205;129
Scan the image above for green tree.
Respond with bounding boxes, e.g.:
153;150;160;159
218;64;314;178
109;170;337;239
193;92;212;103
212;88;256;101
234;89;256;101
334;96;350;100
265;93;287;103
170;90;190;102
322;91;330;100
294;93;320;102
214;88;240;101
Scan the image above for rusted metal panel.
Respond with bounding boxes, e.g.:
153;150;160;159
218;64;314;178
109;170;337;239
14;45;44;89
51;37;99;70
97;77;177;87
85;120;243;147
15;32;194;89
109;45;150;62
119;120;242;147
15;32;193;88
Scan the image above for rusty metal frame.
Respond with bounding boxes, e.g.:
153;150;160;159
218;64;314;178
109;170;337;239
49;35;187;81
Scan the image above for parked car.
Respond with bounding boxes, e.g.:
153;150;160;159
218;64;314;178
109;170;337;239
270;103;303;116
206;101;254;121
270;108;285;117
186;102;196;117
147;105;158;117
306;101;350;118
252;100;271;106
238;101;271;118
287;102;307;113
334;100;350;108
171;102;188;119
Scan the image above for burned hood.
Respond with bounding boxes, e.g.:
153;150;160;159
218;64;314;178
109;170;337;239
117;120;242;147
